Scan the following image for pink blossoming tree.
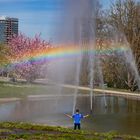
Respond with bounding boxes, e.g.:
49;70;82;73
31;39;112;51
8;33;52;82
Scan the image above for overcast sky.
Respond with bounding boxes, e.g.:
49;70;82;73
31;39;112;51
0;0;111;43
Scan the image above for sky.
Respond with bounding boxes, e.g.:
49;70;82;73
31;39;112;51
0;0;111;43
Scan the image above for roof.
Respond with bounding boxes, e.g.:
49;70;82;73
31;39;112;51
0;16;18;21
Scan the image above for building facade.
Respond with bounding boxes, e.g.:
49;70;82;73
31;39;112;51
0;16;18;43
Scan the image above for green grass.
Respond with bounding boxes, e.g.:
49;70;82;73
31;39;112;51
0;80;76;98
0;122;139;140
0;81;53;98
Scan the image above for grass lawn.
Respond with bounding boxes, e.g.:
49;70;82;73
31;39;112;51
0;122;140;140
0;80;74;98
0;81;52;98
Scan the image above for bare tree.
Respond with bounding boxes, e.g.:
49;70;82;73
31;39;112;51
107;0;140;91
109;0;140;66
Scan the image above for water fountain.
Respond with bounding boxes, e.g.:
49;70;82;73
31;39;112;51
111;33;140;91
123;47;140;90
46;0;108;114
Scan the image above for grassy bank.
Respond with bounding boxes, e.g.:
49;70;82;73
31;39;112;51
0;84;45;98
0;122;139;140
0;80;58;98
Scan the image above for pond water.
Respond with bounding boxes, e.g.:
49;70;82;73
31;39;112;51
0;94;140;136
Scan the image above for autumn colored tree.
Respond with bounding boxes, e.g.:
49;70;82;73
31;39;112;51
0;43;10;76
8;34;52;82
0;43;9;66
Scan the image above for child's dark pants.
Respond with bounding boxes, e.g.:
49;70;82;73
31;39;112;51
74;123;81;130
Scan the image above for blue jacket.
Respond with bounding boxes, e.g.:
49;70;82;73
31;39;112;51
72;113;83;124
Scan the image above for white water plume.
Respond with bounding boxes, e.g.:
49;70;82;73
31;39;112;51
123;48;140;90
47;0;108;113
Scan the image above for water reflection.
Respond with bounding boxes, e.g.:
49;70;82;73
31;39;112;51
0;102;18;120
0;95;140;136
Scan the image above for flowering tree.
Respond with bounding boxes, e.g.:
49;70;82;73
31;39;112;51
8;33;52;82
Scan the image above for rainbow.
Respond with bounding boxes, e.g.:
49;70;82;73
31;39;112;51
2;44;129;68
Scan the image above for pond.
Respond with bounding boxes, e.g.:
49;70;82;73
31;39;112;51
0;94;140;136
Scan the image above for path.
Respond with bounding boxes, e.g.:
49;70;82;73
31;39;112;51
56;84;140;99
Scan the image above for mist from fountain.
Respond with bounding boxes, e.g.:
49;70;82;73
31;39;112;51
46;0;108;114
124;48;140;90
113;33;140;91
95;58;107;107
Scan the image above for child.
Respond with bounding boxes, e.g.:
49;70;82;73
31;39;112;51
65;109;89;130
